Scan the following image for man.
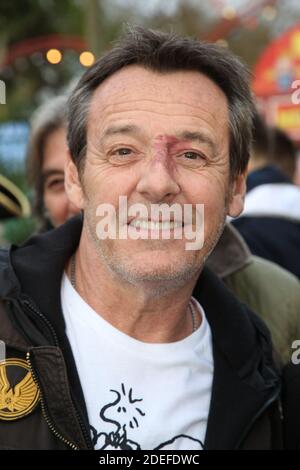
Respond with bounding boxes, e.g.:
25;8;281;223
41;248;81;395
232;113;300;278
28;100;300;367
0;27;281;450
26;96;299;367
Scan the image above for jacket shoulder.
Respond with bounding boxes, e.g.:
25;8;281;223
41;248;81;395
224;255;300;365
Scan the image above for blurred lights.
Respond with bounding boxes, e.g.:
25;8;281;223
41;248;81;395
45;48;95;66
79;51;95;67
46;49;62;64
222;6;236;21
261;5;277;21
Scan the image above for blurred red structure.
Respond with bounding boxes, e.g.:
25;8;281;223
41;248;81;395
253;23;300;144
203;0;277;42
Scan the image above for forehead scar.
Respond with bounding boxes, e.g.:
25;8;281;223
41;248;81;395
152;134;198;172
154;132;216;154
152;135;180;170
154;134;180;147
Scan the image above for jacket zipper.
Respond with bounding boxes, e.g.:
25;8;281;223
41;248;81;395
234;386;282;449
23;299;60;347
23;299;93;450
26;350;79;450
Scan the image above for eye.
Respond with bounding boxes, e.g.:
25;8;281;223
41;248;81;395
45;178;64;191
109;147;140;165
115;148;132;156
177;150;207;169
183;151;204;160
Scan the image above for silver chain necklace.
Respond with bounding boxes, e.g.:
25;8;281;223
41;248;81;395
70;253;198;333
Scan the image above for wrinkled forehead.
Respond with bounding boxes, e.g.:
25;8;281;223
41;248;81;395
88;65;228;139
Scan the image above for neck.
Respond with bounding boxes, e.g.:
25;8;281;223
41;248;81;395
67;235;202;343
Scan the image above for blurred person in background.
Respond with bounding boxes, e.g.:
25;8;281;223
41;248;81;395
232;112;300;278
27;95;79;231
294;152;300;187
245;113;292;188
206;222;300;365
269;126;297;182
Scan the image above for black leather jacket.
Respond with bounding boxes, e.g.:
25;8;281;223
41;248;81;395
0;216;282;450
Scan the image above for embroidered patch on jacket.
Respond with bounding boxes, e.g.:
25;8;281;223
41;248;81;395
0;358;40;420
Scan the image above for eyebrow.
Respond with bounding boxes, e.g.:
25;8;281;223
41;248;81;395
176;130;217;157
102;124;141;141
42;169;64;180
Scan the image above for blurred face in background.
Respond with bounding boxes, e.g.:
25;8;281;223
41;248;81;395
42;127;79;227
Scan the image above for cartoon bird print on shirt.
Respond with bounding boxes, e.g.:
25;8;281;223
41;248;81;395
90;383;204;450
91;383;144;450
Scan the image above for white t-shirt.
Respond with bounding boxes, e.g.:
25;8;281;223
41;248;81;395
61;272;214;450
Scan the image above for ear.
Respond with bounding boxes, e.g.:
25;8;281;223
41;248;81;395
227;170;247;218
64;152;85;210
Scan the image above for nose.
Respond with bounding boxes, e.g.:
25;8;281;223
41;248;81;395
136;159;180;203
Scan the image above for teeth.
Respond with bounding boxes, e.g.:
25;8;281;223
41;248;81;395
130;220;182;230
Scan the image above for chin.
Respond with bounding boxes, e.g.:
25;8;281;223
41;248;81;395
110;253;201;286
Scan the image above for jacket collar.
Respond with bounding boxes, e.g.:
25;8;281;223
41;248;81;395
0;214;280;449
206;223;252;279
0;215;82;343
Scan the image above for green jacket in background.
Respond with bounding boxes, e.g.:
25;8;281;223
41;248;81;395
207;223;300;365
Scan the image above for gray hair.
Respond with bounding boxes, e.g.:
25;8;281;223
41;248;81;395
67;26;255;178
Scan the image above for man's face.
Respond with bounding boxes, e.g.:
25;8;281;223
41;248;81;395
66;65;245;286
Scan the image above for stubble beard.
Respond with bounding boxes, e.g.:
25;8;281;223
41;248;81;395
83;199;228;297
